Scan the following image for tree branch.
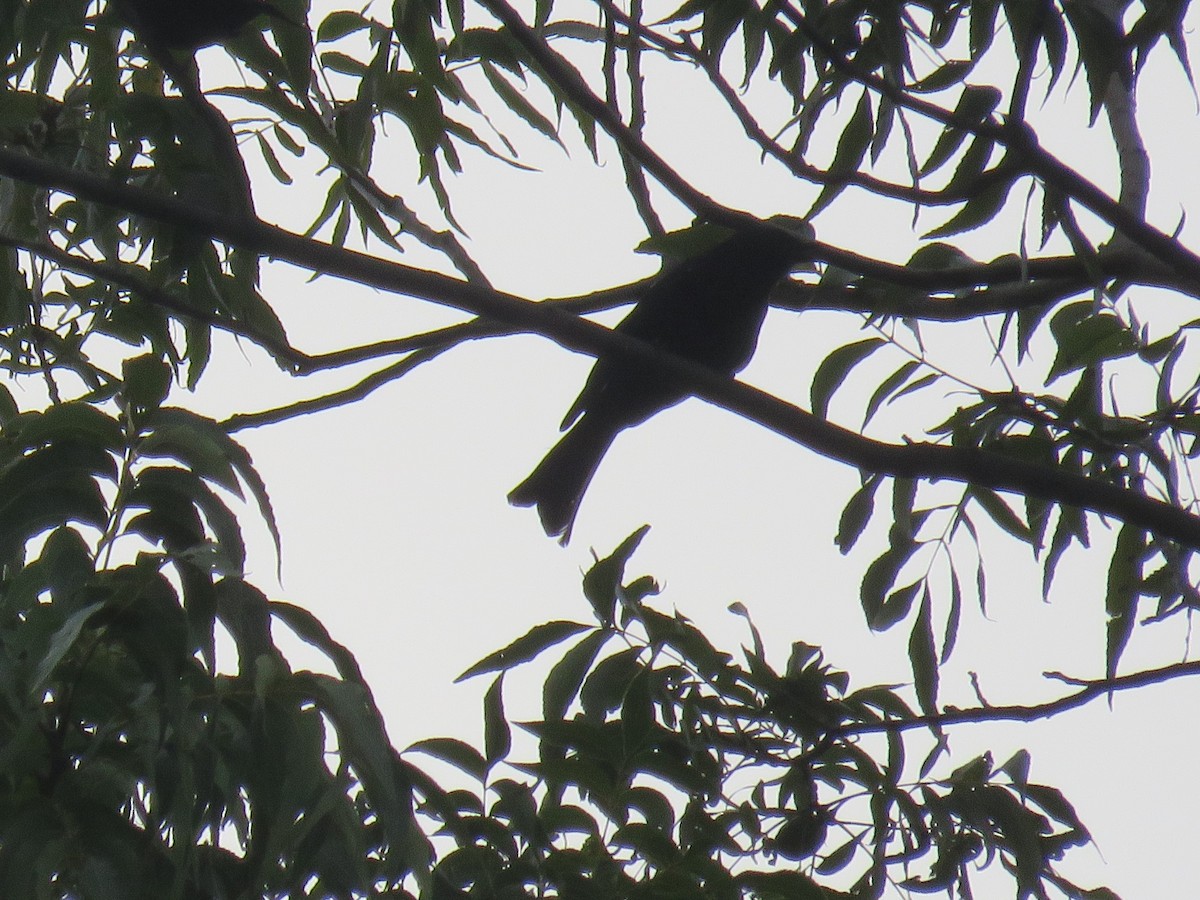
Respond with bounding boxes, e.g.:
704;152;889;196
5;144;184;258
476;0;745;228
845;659;1200;736
5;146;1200;549
773;1;1200;282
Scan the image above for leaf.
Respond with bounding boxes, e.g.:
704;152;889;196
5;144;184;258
999;749;1031;789
860;543;914;631
863;360;921;427
923;180;1012;238
31;602;104;696
619;668;654;754
295;672;420;868
483;674;510;769
808;88;874;217
317;10;371;41
835;474;882;554
811;338;885;419
875;580;922;632
816;837;857;875
542;628;611;721
1105;525;1147;681
1046;309;1139;382
908;587;938;714
613;822;681;868
910;59;973;93
269;599;367;686
921;84;1001;176
580;646;644;718
121;354;172;414
942;566;962;663
255;131;294;184
582;525;651;625
457;620;591;682
968;486;1032;543
143;408;282;569
408;737;488;781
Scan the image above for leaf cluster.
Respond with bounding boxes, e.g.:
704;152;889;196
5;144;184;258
0;370;425;897
419;531;1109;900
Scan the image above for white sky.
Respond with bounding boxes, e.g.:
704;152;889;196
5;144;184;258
179;4;1200;896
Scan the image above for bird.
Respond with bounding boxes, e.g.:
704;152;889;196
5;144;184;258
109;0;301;220
111;0;289;52
509;215;812;543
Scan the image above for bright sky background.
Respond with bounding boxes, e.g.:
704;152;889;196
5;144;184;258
180;4;1200;895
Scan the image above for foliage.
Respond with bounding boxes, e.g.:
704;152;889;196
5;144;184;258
0;0;1196;896
421;530;1099;899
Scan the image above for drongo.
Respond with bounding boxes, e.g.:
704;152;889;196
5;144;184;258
509;215;812;543
112;0;287;51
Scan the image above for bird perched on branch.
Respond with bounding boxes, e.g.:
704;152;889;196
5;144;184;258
110;0;301;220
509;215;813;543
111;0;290;52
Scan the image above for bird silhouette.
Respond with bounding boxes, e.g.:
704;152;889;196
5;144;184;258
509;215;812;543
112;0;288;51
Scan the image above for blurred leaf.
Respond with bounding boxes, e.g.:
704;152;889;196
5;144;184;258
1105;525;1147;681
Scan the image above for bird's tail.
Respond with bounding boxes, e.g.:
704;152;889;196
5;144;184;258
508;417;615;544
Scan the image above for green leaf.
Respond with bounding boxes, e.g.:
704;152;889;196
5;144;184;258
255;131;294;184
863;359;921;427
121;354;172;414
968;486;1032;543
542;628;611;721
1047;308;1139;381
908;588;938;714
808;89;873;217
295;672;420;866
835;474;881;554
816;837;857;874
31;602;104;695
458;620;591;682
860;544;915;631
921;85;1000;176
483;674;510;769
480;60;563;147
1105;525;1147;680
580;646;644;718
582;525;650;625
619;668;654;754
923;180;1012;238
910;59;973;92
811;338;885;419
613;822;680;868
875;579;922;632
317;10;371;42
268;599;368;686
942;565;962;663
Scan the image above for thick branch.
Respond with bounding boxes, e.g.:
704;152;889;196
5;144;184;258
4;146;1200;549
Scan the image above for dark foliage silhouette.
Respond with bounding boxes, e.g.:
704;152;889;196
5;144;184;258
113;0;285;51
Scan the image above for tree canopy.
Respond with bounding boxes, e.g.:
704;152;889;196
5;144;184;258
0;0;1195;897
